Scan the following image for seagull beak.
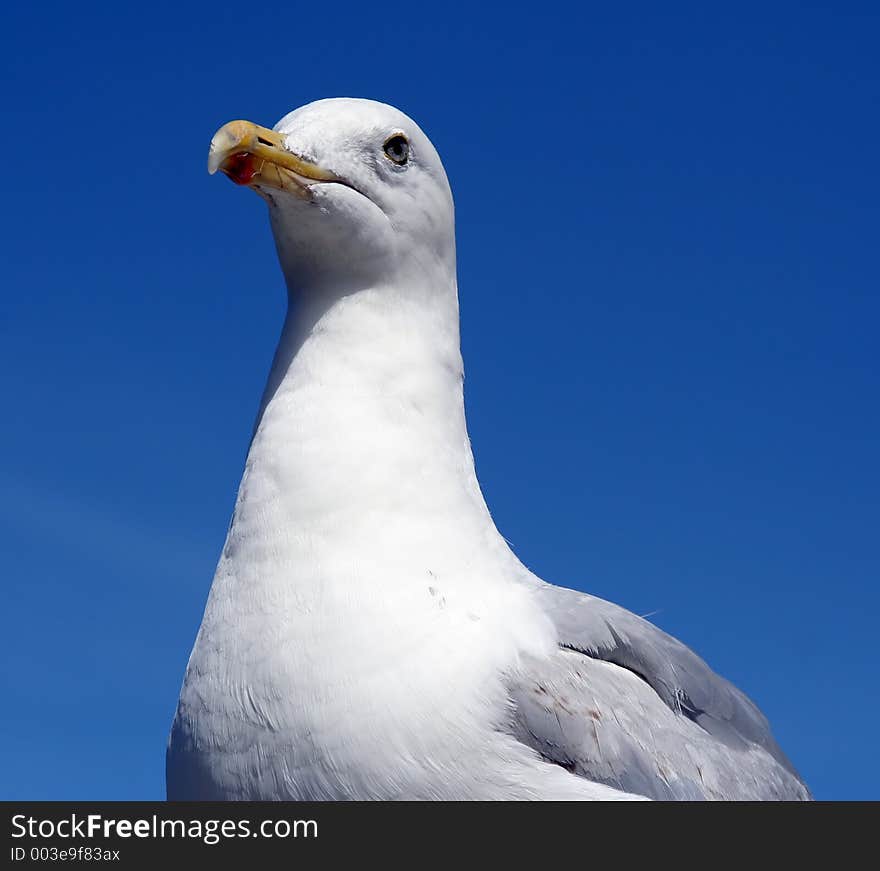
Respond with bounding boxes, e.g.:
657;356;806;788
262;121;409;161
208;120;338;193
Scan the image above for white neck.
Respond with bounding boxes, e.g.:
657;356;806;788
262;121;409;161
192;260;558;801
220;265;511;611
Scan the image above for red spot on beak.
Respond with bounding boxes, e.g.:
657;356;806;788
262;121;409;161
222;152;258;185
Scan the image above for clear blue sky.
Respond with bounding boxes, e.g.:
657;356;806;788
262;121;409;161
2;1;877;801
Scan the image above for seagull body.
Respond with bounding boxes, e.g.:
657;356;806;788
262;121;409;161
167;99;809;800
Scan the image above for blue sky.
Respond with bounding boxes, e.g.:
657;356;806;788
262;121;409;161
2;2;877;800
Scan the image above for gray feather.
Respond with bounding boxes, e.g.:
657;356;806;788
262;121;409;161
505;582;810;800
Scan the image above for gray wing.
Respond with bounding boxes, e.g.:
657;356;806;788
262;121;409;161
505;582;810;800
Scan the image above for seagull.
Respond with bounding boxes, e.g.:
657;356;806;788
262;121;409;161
167;98;810;801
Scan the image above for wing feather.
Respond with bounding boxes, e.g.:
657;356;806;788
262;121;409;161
505;583;810;800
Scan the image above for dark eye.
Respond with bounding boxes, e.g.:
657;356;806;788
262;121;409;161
383;134;409;165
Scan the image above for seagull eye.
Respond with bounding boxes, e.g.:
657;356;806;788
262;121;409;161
383;134;409;165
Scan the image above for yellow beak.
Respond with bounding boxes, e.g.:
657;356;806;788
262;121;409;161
208;120;338;192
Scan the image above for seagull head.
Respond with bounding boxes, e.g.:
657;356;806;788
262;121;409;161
209;98;455;290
